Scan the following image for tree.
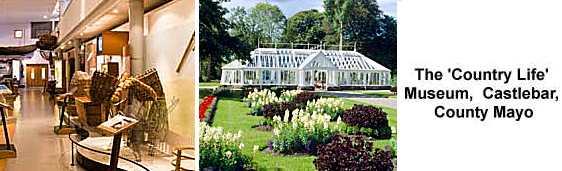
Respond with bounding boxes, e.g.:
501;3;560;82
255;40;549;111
323;0;396;71
369;15;396;73
228;7;258;51
323;0;353;49
199;0;250;81
229;3;286;48
283;9;326;44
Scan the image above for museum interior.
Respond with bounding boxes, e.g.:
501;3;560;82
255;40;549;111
0;0;196;170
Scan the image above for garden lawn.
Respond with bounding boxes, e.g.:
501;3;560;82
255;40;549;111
212;97;397;170
200;81;221;87
344;90;397;99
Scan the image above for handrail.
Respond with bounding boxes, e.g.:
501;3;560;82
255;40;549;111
67;134;150;171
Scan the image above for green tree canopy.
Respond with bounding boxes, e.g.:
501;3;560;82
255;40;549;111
200;0;250;81
283;9;326;44
323;0;396;71
229;2;286;48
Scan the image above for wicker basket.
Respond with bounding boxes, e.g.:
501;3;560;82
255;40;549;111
136;68;164;97
90;71;118;103
133;68;164;101
69;72;91;97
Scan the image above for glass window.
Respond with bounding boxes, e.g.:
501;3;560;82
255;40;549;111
41;68;46;79
262;70;271;81
305;71;312;84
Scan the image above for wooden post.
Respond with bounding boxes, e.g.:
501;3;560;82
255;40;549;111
0;108;9;150
108;133;122;171
175;149;181;171
58;96;68;129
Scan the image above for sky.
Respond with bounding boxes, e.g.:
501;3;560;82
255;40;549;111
221;0;397;18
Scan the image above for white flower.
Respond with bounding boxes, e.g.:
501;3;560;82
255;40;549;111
225;151;232;159
273;128;280;137
284;110;290;121
336;116;342;125
225;133;233;141
273;115;281;123
239;143;245;149
253;145;259;153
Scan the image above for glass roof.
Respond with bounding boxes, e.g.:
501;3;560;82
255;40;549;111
222;48;390;71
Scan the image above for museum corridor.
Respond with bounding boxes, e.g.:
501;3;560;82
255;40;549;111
4;88;83;171
0;0;196;170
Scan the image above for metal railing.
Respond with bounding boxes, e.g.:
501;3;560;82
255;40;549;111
68;134;150;171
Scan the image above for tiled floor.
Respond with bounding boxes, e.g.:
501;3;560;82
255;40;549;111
5;88;84;171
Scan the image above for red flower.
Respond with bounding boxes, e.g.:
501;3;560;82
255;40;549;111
199;96;216;121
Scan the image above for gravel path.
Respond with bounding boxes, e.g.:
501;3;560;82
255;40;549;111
315;91;397;109
347;98;397;109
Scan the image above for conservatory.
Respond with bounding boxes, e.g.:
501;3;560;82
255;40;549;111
220;48;391;90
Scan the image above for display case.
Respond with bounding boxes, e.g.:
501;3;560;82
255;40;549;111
66;68;194;170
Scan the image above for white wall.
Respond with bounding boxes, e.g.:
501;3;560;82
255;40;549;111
0;23;36;47
145;0;196;146
58;0;104;39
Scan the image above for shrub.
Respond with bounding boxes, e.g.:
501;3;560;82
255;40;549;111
262;102;298;120
214;87;247;98
314;134;394;171
270;109;341;154
199;123;253;170
292;91;319;105
305;98;344;120
342;105;392;139
390;86;397;94
343;105;389;129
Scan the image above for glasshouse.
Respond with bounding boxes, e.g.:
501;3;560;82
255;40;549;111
220;48;392;90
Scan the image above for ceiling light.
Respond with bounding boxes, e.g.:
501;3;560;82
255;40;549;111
43;15;48;19
112;9;119;13
80;33;84;36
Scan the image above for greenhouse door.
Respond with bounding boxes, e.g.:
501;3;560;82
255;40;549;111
314;70;327;90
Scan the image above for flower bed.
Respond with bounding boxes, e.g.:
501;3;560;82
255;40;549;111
278;89;302;102
243;89;303;115
342;104;392;139
292;91;319;105
199;96;218;123
260;91;319;121
244;89;279;115
262;102;298;120
199;123;253;170
270;109;341;155
314;134;394;171
305;98;344;120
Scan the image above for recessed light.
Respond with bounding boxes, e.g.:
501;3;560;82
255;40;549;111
80;33;84;36
112;9;118;13
43;15;48;19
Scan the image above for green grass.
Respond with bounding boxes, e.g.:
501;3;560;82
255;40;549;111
200;81;221;87
345;90;397;99
212;97;397;170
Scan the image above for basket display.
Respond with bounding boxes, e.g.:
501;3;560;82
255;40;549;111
69;72;91;97
90;71;118;103
136;68;164;98
130;78;158;102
